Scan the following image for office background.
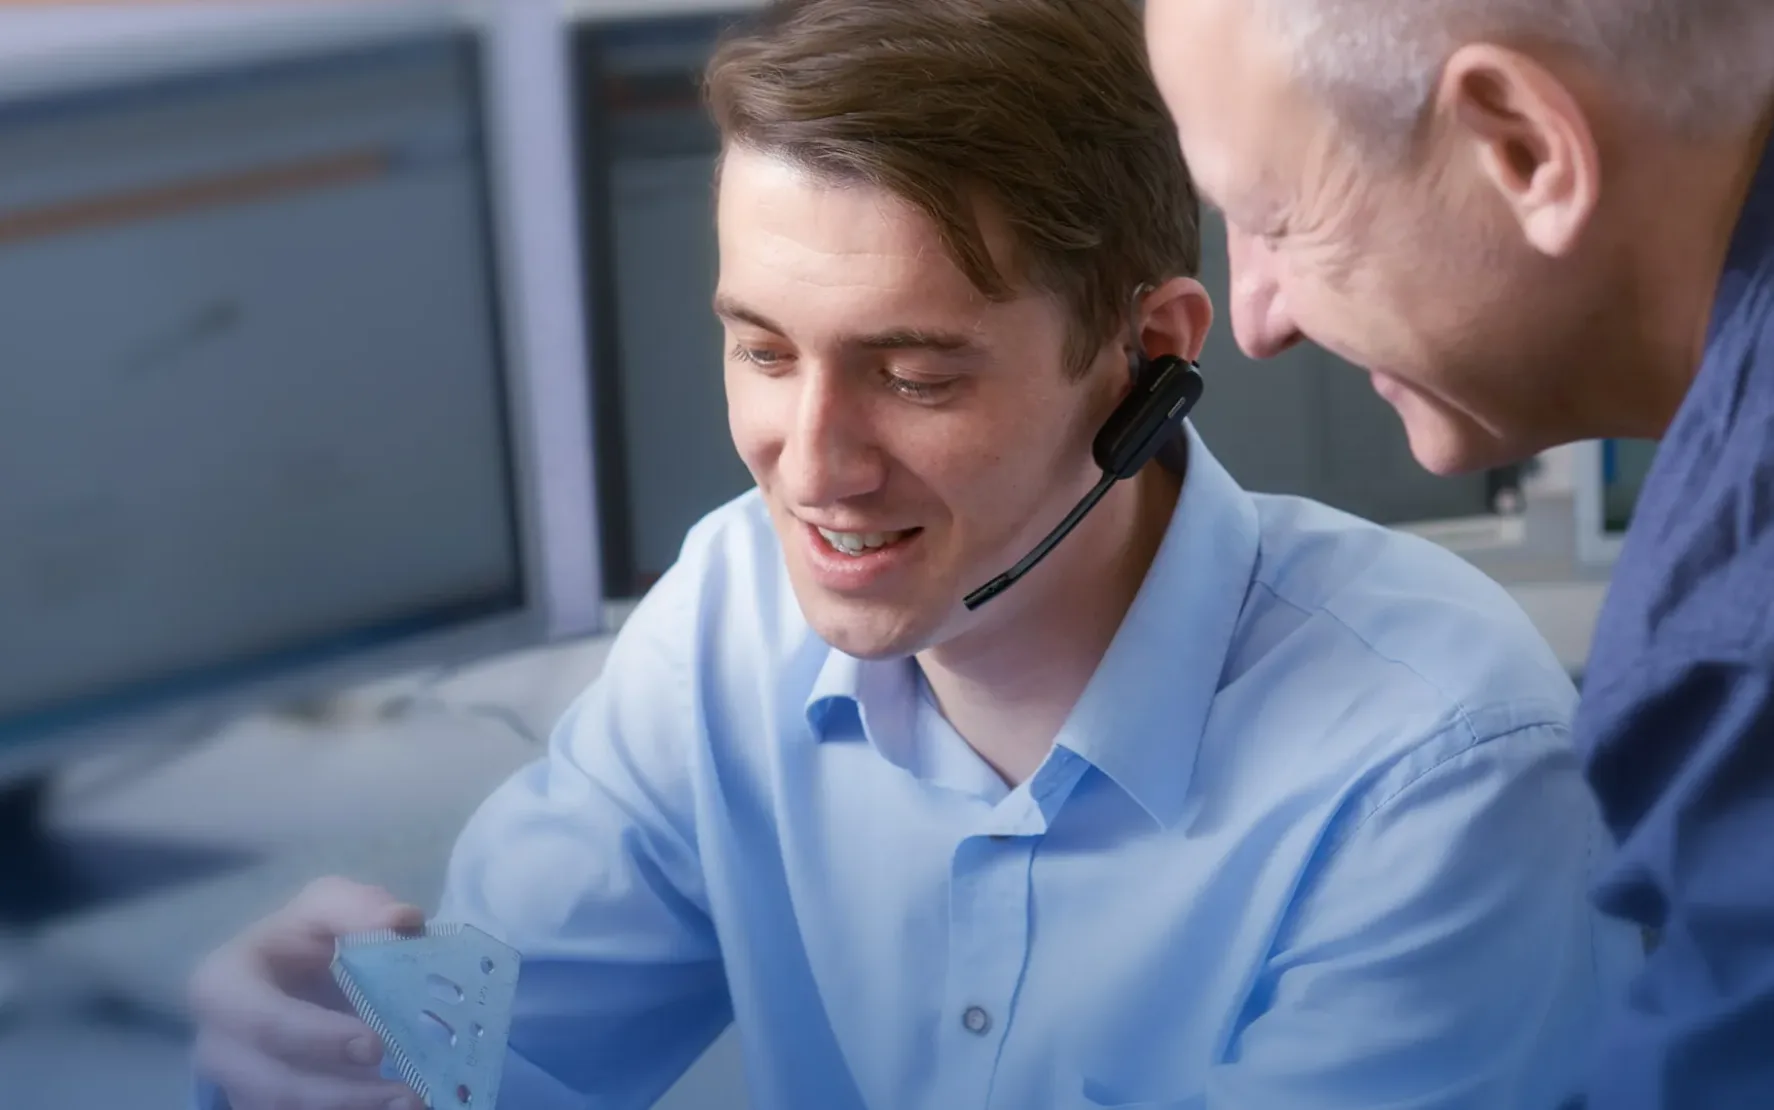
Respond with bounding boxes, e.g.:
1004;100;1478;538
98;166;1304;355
0;2;1651;1108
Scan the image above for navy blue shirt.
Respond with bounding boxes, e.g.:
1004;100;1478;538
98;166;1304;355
1576;131;1774;1106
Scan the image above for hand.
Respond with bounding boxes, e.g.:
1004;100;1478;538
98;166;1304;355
189;876;429;1110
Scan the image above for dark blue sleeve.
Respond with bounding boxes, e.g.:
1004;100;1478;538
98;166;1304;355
1580;658;1774;1107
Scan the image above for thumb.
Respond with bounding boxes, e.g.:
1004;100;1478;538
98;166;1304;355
294;876;426;936
340;896;428;937
259;878;426;968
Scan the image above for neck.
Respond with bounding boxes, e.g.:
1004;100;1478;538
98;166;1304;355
916;461;1181;786
1593;104;1774;438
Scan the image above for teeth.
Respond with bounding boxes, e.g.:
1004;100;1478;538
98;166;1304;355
818;528;906;556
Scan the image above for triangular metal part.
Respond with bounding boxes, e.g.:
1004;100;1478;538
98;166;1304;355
331;922;520;1109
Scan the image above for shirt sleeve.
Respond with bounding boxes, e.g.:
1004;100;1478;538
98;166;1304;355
431;568;733;1110
1200;721;1644;1110
1576;658;1774;1108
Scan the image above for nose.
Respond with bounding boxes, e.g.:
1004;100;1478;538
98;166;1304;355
1225;227;1303;360
780;367;885;508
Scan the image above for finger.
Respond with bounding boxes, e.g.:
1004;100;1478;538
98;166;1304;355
197;1030;425;1110
194;1027;377;1090
192;954;392;1076
245;880;426;996
275;876;427;945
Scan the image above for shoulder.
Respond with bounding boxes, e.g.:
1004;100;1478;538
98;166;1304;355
1247;493;1574;714
1593;269;1774;672
1230;493;1577;794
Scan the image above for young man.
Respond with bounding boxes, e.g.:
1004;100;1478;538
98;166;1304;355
1145;0;1774;1103
189;2;1639;1108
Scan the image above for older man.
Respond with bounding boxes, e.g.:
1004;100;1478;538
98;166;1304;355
1147;1;1774;1105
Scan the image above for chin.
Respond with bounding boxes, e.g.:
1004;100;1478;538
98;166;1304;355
1389;387;1520;476
1404;428;1484;476
793;585;940;661
1403;411;1539;476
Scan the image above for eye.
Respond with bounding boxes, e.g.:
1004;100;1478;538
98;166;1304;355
730;343;788;370
884;372;954;403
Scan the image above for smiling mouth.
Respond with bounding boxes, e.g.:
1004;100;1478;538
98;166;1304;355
815;526;920;556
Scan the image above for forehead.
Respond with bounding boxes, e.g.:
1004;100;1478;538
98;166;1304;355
1144;0;1299;205
714;146;1016;322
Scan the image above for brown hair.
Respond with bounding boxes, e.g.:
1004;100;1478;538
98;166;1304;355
703;0;1201;378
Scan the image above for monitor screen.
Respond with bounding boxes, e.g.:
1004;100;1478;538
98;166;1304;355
0;31;527;742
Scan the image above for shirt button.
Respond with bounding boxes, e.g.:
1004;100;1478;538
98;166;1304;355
962;1005;992;1035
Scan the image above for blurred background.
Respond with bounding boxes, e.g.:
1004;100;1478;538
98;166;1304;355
0;1;1655;1106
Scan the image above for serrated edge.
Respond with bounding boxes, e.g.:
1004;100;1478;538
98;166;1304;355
331;957;433;1108
335;922;459;948
336;927;404;948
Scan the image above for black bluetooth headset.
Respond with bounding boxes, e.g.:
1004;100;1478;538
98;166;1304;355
963;291;1206;611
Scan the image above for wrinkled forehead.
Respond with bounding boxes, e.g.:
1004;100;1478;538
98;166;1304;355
1145;0;1313;209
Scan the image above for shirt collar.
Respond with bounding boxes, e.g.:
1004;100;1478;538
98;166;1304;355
805;646;919;768
803;421;1262;827
1711;122;1774;341
1056;423;1260;827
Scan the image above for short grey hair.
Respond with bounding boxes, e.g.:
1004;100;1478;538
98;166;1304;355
1263;0;1774;159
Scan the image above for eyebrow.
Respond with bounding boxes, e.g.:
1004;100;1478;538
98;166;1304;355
712;295;785;336
713;294;984;355
856;327;978;353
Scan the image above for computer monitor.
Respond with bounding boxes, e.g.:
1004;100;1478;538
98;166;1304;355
0;0;603;926
570;5;751;596
1574;437;1659;567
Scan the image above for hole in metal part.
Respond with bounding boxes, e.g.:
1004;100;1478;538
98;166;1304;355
427;974;465;1003
419;1010;456;1046
457;1083;473;1104
480;957;495;974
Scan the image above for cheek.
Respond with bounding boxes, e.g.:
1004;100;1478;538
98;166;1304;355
891;423;1051;546
1287;246;1421;362
929;418;1094;539
724;368;780;475
896;427;990;501
1285;191;1433;349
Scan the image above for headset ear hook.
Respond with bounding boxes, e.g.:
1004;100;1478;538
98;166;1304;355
1127;282;1157;376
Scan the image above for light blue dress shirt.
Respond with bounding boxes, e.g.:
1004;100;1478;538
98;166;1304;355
202;427;1643;1109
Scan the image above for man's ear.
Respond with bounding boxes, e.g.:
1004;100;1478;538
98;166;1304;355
1138;276;1214;364
1437;43;1602;256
